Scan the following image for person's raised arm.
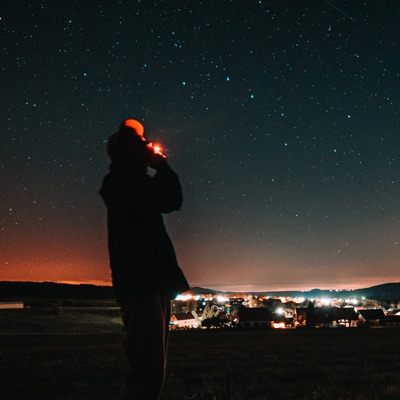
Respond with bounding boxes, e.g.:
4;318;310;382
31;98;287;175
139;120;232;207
149;153;183;213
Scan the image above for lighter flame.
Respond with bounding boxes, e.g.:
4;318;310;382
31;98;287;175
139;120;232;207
147;142;166;157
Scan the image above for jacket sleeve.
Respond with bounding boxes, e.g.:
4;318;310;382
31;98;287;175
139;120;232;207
152;163;183;213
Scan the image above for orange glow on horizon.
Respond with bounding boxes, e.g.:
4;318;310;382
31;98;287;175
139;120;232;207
1;257;111;287
1;277;112;287
56;279;112;287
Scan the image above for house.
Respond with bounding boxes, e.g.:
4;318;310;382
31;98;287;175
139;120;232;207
296;306;359;328
272;314;290;329
385;315;400;325
385;308;400;325
315;306;338;327
295;307;308;326
357;308;386;326
335;307;359;327
170;312;199;329
237;307;271;328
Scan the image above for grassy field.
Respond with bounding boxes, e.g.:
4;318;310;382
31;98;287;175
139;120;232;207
1;306;400;400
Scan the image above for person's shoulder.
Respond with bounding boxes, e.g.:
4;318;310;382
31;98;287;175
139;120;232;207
154;163;179;176
100;172;113;185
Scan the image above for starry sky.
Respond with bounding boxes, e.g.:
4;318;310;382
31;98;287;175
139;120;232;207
2;1;400;293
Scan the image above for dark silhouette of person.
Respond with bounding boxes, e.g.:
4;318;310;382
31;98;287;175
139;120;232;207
306;300;316;328
99;119;190;400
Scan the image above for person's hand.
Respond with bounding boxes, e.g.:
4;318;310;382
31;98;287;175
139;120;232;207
148;152;167;169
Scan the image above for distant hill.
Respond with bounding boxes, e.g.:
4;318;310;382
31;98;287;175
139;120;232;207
190;282;400;302
1;281;399;303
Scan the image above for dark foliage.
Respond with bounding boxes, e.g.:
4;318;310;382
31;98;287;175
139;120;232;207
0;281;115;301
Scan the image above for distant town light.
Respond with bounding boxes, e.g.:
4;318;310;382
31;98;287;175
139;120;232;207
176;293;194;301
321;298;331;306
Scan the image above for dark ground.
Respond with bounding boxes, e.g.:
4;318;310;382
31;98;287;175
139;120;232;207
1;306;399;399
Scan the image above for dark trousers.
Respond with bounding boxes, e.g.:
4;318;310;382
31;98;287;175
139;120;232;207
120;294;171;400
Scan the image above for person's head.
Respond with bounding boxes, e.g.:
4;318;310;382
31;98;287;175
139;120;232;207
107;119;150;164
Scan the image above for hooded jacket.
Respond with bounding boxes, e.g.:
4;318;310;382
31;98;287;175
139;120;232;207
99;160;190;304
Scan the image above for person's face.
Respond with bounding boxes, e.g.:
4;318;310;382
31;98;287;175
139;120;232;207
125;135;151;164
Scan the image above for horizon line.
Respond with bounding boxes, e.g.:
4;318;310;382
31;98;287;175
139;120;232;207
1;279;399;294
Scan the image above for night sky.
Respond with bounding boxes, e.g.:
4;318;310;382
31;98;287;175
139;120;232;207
2;1;400;293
